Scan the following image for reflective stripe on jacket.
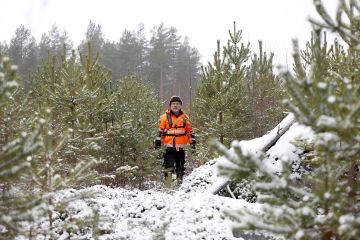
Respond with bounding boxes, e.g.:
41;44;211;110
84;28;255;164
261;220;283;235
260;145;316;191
158;109;193;151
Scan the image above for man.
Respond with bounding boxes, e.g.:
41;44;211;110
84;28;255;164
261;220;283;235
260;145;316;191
155;96;195;182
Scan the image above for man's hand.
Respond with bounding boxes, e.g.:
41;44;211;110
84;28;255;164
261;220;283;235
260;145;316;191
155;138;161;149
191;140;196;149
190;134;196;150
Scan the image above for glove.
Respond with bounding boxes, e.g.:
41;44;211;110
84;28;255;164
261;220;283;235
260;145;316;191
191;140;196;149
155;138;161;149
190;134;196;149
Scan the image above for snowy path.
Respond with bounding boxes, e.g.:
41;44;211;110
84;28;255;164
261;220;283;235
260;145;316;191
53;183;262;240
49;156;282;240
47;158;262;239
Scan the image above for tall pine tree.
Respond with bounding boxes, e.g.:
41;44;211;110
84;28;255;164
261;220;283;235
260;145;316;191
8;25;39;88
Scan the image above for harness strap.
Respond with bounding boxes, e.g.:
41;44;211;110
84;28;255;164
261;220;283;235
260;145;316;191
167;111;188;128
166;112;172;127
164;132;187;137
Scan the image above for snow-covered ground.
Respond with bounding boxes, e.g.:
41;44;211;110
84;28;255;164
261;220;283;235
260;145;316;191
48;186;259;240
15;120;313;240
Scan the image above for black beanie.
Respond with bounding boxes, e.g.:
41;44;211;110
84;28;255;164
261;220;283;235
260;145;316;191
169;96;182;105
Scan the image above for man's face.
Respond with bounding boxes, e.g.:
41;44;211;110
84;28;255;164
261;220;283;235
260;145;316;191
170;101;181;113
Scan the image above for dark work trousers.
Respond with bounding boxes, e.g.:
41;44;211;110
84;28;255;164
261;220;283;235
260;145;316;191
163;148;185;180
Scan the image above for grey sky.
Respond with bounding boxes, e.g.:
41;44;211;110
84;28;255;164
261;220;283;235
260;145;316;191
0;0;338;66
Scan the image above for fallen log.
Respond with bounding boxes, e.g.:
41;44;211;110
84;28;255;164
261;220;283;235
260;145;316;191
207;113;296;195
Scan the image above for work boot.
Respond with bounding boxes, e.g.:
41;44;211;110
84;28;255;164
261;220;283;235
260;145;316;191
176;172;183;184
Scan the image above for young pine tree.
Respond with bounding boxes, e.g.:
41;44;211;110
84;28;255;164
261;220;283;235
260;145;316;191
215;1;359;239
0;53;43;238
193;22;251;162
1;51;100;240
193;22;284;163
245;41;285;138
98;76;162;189
30;44;113;182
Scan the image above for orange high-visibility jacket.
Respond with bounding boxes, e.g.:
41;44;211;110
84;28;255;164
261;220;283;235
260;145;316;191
158;109;193;151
